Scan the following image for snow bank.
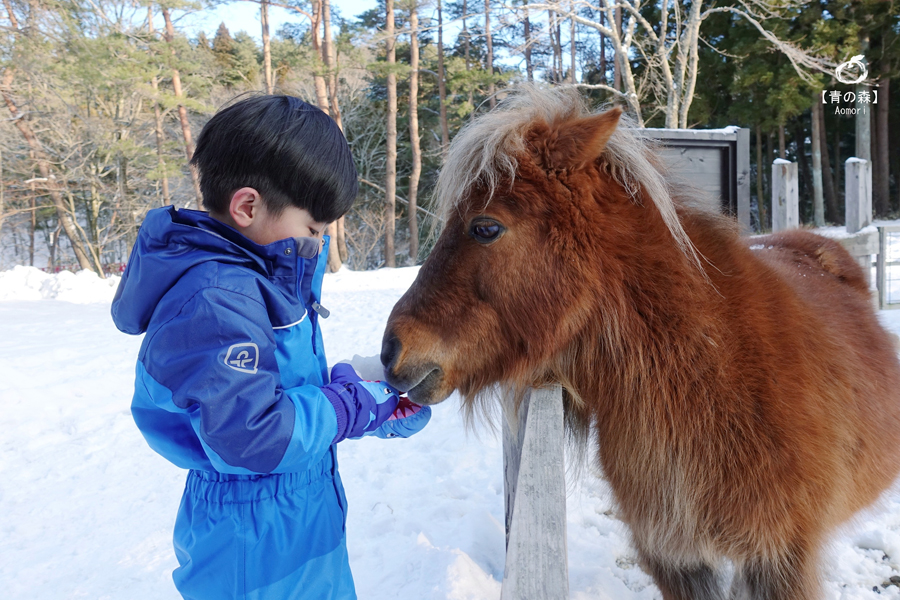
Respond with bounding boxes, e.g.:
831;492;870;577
3;264;900;599
0;265;121;303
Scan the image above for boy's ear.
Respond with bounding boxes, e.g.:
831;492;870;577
229;187;263;228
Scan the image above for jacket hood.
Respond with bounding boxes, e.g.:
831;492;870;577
111;206;321;335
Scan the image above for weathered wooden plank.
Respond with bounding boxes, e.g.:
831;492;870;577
641;127;751;230
879;227;888;310
771;159;799;232
501;384;568;600
844;158;874;287
845;158;872;234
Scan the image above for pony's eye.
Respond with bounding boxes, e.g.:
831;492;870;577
470;219;504;244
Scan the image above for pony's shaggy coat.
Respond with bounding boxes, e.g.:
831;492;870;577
382;85;900;600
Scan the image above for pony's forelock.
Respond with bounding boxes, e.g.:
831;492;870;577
433;84;702;268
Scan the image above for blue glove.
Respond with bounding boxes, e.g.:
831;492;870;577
322;364;400;443
369;397;432;439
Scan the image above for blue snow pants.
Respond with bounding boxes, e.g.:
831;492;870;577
172;448;357;600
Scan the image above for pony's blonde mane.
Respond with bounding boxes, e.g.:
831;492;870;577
434;84;700;265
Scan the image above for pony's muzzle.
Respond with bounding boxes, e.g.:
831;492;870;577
381;330;446;404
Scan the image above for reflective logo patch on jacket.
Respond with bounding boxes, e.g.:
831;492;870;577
224;343;259;374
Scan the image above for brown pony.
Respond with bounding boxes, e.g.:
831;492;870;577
381;86;900;600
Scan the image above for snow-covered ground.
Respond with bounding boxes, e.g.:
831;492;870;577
3;266;900;599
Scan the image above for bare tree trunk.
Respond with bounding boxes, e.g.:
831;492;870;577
810;102;825;226
599;6;606;83
462;0;470;71
408;2;421;264
547;9;556;81
485;0;495;108
323;0;342;130
817;100;838;223
462;0;473;111
311;0;330;115
148;8;170;206
551;9;562;82
523;1;533;82
875;77;890;216
29;183;36;267
833;124;842;217
384;0;397;267
778;123;786;159
161;6;202;207
152;78;171;206
613;5;622;90
261;0;273;94
677;1;703;128
321;0;345;270
48;221;60;270
437;0;450;155
569;2;576;83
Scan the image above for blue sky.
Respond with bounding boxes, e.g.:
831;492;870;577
185;0;380;41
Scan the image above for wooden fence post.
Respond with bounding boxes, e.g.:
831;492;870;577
501;384;568;600
845;157;872;234
771;159;799;232
845;157;874;287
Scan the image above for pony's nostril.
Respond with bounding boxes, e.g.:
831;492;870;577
381;332;401;372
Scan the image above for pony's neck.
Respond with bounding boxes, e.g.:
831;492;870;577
556;205;734;427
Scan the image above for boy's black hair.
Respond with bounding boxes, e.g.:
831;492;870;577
191;95;357;223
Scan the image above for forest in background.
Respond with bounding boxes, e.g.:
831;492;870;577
0;0;896;275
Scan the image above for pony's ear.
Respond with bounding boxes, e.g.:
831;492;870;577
532;107;623;170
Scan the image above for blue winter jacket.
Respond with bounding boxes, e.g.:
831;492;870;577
112;206;338;473
111;206;355;599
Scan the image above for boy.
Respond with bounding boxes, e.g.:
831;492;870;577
111;95;430;599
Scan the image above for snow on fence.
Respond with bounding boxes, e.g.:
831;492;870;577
501;384;569;599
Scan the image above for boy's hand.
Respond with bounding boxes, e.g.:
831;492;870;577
323;364;401;442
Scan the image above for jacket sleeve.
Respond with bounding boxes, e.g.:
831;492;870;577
140;286;338;474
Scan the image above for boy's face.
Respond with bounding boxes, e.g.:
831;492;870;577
249;203;329;247
215;187;330;248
